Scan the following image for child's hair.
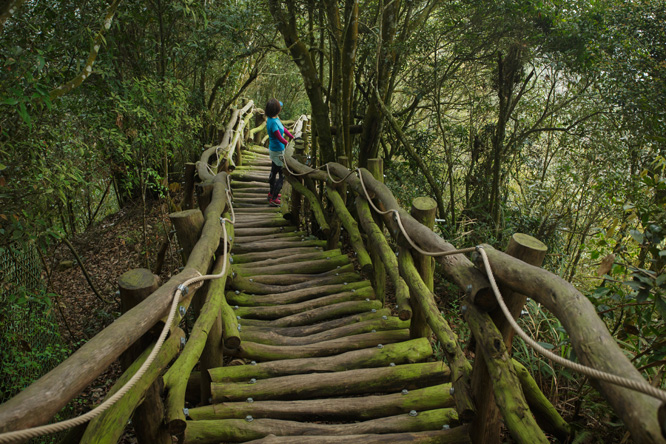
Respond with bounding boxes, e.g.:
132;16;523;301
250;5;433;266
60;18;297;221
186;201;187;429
265;98;281;118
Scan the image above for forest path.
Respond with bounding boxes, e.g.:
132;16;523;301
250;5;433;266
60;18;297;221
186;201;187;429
181;149;469;443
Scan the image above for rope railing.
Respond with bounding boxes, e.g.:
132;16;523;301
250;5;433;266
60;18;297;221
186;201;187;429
0;182;238;441
281;141;666;404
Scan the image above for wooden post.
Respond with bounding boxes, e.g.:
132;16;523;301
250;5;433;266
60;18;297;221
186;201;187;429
254;113;264;144
169;209;205;265
470;233;547;444
289;142;306;230
327;156;347;250
493;233;548;350
118;269;171;444
366;158;386;305
196;183;214;212
409;197;436;340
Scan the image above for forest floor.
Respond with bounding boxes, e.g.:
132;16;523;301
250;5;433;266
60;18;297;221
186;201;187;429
48;195;181;443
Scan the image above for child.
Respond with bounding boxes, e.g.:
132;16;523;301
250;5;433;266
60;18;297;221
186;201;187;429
265;98;294;206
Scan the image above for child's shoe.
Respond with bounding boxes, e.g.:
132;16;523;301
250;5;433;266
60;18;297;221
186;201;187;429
269;197;281;206
267;193;273;202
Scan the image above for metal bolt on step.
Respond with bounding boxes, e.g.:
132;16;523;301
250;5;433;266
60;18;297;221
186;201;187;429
245;415;253;422
249;278;253;282
351;289;356;292
180;337;186;349
234;305;239;309
237;324;242;332
382;315;388;320
247;398;254;403
183;408;189;417
249;378;257;384
449;387;455;395
335;273;339;276
371;329;376;333
377;344;383;349
337;265;341;269
229;257;234;263
177;284;189;295
365;298;370;302
179;306;186;317
250;361;257;365
371;309;377;313
442;425;450;430
236;315;241;320
401;389;408;395
409;410;418;417
390;363;396;367
235;290;240;294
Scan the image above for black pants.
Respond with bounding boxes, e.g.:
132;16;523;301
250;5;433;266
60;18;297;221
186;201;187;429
269;161;283;197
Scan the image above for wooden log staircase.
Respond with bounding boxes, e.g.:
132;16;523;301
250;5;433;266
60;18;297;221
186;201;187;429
181;147;467;443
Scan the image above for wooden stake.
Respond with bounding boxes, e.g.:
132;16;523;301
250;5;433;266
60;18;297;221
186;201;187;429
409;197;436;339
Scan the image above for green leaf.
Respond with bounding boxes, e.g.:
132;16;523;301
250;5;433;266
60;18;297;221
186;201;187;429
629;229;644;244
537;341;556;350
1;98;18;106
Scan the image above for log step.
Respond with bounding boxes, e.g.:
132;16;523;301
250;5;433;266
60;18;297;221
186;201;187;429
182;409;461;444
190;158;472;443
227;330;410;361
211;361;450;402
188;383;453;421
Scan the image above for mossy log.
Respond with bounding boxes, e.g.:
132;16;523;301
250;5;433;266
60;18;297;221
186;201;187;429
232;238;325;253
248;299;382;328
464;303;548;444
231;180;271;189
80;328;183;444
226;280;371;306
230;171;270;183
234;226;296;236
116;269;168;444
232;246;318;264
356;197;411;320
212;361;450;402
366;159;387;303
241;315;408;345
237;308;392;338
232;231;307;245
233;248;339;267
231;271;360;295
286;176;330;236
512;359;571;441
163;255;231;434
182;409;458;444
398;249;475;422
233;218;291;230
233;287;375;320
410;197;437;340
233;255;349;277
326;187;373;274
290;161;492;303
227;329;410;361
241;426;471;444
474;245;665;444
210;337;432;382
169;209;205;264
189;383;453;421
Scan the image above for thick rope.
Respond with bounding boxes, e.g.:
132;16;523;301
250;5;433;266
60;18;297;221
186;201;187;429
283;152;666;402
477;246;666;402
0;186;236;443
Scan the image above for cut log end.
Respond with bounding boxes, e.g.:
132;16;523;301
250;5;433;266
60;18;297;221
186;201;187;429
224;335;241;350
398;309;412;321
168;418;187;435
